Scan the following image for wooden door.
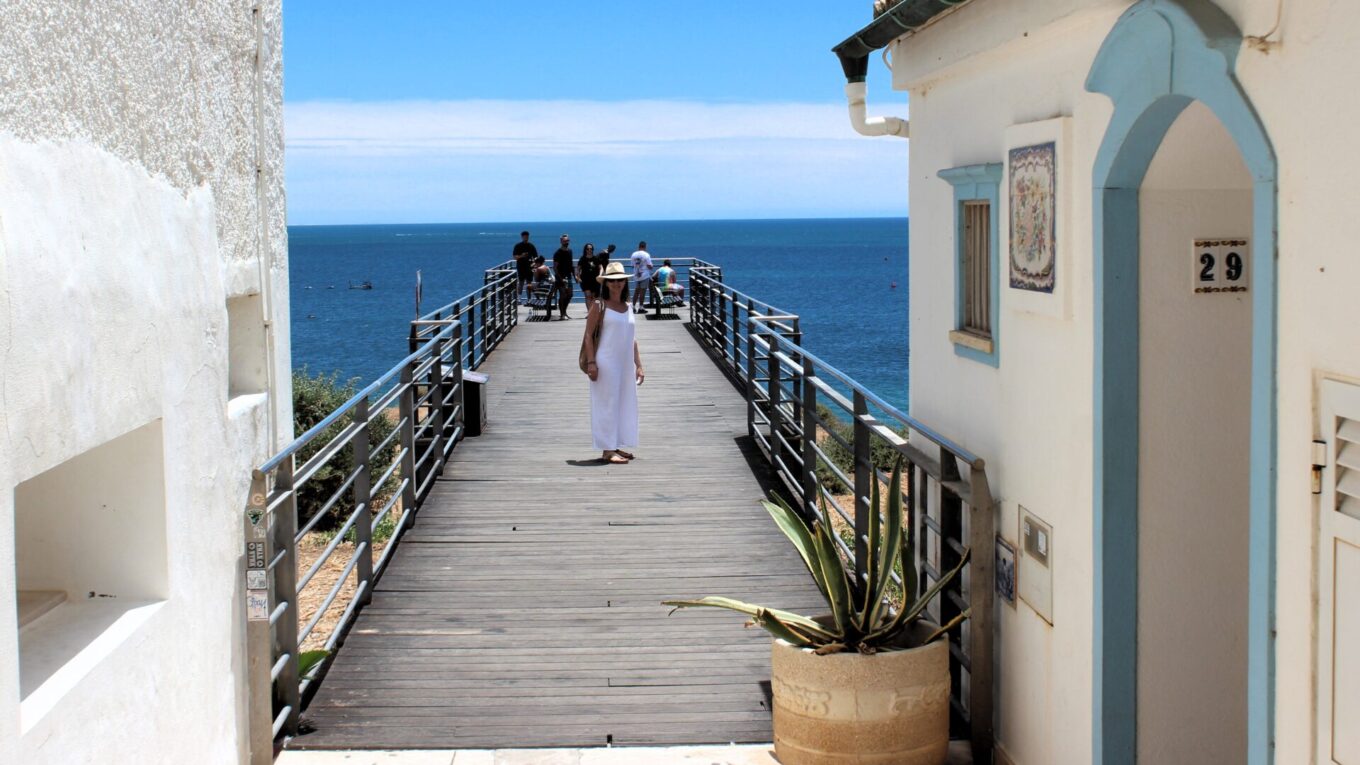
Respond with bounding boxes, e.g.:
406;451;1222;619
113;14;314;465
1318;379;1360;764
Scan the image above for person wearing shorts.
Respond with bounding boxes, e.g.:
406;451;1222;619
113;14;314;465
512;231;537;303
630;241;654;314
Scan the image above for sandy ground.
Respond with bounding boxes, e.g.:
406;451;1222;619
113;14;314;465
295;511;399;652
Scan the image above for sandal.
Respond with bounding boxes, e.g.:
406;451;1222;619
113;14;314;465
603;451;629;464
615;450;635;460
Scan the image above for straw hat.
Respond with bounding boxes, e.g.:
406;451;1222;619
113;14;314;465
599;262;630;280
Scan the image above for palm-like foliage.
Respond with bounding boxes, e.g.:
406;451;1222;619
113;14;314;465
663;464;970;654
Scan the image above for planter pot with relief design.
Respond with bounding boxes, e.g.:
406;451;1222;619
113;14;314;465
770;623;949;765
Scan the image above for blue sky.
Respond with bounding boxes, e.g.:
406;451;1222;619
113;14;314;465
284;1;909;224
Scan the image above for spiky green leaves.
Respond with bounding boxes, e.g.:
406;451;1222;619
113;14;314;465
663;463;971;653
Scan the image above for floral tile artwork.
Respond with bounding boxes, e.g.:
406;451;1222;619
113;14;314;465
1009;142;1057;293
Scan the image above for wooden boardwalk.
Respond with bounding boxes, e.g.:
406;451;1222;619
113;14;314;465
292;307;824;750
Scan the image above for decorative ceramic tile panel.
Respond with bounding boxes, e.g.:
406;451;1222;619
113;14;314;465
1008;142;1057;293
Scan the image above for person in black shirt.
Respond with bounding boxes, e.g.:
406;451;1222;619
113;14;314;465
577;243;600;301
551;233;575;320
512;231;537;304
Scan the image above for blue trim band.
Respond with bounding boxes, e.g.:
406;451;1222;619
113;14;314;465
938;163;1003;367
1086;2;1277;764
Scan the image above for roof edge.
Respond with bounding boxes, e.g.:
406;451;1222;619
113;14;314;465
832;0;975;81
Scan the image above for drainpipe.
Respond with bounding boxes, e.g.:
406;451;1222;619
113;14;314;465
845;80;907;138
833;0;971;138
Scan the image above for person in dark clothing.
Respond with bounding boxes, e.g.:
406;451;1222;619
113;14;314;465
577;243;600;300
512;231;537;303
551;233;575;320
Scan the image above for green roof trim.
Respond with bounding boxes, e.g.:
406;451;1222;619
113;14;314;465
832;0;971;81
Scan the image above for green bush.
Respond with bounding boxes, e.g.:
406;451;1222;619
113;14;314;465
293;369;400;532
813;404;907;491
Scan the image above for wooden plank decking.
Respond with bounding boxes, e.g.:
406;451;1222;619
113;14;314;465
291;307;823;750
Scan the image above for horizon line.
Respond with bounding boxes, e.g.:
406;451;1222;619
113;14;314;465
287;214;911;229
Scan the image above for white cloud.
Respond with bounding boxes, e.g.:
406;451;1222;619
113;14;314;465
284;99;910;223
286;99;875;156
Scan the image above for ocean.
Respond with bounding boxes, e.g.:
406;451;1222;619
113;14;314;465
288;218;910;411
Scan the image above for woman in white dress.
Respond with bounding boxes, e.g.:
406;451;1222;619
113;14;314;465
581;262;644;464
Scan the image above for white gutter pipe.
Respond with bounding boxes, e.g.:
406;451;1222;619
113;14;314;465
845;81;908;138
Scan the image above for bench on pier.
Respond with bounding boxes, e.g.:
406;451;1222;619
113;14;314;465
644;288;683;319
527;282;554;320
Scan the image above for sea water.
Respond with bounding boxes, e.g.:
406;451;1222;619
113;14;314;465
289;218;910;410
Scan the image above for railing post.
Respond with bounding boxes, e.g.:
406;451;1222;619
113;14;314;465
801;357;818;518
272;457;302;737
717;289;729;366
746;325;758;440
497;278;508;345
731;297;741;370
768;343;783;473
789;318;803;431
429;335;447;477
350;397;373;605
243;471;273;765
967;463;997;763
852;391;871;589
398;360;418;519
451;321;466;439
484;285;495;367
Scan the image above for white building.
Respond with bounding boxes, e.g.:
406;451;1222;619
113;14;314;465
837;1;1360;763
0;2;289;763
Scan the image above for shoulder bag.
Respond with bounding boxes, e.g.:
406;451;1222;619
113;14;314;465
579;300;602;374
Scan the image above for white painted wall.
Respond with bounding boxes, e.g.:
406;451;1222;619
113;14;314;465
0;2;288;763
1136;101;1252;764
894;7;1121;763
886;1;1360;763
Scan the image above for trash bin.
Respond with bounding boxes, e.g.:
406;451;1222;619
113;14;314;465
462;370;489;437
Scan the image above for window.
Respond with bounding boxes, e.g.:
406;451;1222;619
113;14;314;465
962;200;992;337
938;163;1003;366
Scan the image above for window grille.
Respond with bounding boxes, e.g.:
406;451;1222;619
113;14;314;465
962;200;991;337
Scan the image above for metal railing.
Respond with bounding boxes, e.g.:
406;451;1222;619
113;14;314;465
689;267;996;762
242;265;518;763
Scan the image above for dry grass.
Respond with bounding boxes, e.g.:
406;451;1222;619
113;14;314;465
294;507;401;652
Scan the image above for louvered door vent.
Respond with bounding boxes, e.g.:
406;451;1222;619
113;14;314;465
1336;416;1360;520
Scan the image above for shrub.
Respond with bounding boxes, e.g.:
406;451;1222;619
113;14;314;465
814;404;908;492
292;369;400;532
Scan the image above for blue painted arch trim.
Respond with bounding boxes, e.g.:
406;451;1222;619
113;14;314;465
938;163;1004;367
1086;2;1277;764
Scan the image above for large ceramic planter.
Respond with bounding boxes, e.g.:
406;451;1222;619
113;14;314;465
770;635;949;765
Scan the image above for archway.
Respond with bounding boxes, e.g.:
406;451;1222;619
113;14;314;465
1086;2;1277;763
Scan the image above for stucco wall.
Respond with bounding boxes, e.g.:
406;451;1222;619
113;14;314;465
894;7;1119;763
0;2;288;763
889;0;1359;763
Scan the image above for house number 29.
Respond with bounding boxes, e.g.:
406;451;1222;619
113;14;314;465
1192;238;1250;294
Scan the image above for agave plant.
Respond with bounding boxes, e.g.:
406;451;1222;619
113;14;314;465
664;463;970;654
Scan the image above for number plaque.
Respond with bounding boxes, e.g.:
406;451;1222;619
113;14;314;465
1192;238;1250;294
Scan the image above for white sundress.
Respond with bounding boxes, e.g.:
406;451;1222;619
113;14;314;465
590;305;639;451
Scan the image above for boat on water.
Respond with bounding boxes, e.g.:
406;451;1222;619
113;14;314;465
349;280;373;290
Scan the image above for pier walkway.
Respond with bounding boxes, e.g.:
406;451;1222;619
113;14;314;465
291;309;823;749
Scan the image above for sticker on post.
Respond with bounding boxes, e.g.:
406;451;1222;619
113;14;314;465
247;541;266;569
247;590;269;621
247;569;268;590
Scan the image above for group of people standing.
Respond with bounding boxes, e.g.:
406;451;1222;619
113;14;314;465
511;230;686;464
511;231;685;321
